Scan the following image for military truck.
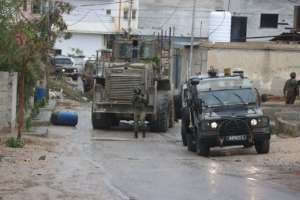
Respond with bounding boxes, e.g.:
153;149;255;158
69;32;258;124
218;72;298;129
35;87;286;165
178;67;270;156
50;55;79;81
91;38;174;132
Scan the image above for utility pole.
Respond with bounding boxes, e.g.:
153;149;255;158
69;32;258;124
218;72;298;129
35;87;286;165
127;0;133;39
46;0;52;101
188;0;196;79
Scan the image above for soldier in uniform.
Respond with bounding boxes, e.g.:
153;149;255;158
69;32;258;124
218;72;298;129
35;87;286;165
283;72;299;104
131;87;147;138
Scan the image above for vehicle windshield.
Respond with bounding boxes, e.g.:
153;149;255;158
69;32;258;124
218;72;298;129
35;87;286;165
55;59;72;65
200;89;255;106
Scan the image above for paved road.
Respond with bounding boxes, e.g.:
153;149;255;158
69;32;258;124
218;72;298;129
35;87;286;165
46;103;300;200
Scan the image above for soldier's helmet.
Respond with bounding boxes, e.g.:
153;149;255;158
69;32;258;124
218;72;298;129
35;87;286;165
133;86;141;92
290;72;296;78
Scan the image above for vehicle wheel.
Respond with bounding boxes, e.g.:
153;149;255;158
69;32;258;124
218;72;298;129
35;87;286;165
72;74;78;81
112;116;120;126
149;92;169;132
181;107;192;146
187;134;196;152
91;111;112;129
196;130;210;156
243;143;253;148
255;140;270;154
169;99;174;128
173;95;182;120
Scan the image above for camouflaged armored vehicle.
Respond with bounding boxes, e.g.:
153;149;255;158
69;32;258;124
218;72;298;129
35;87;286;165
91;38;174;132
177;67;270;156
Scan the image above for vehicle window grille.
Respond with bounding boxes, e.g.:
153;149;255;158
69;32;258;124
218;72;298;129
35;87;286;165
219;119;249;135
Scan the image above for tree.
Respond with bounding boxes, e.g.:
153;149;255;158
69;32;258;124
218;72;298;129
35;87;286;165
0;0;74;139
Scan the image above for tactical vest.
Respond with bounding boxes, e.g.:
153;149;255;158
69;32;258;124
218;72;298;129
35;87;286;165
133;97;146;109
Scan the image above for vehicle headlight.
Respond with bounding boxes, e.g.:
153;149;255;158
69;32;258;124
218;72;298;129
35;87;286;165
74;69;77;72
251;119;258;126
62;69;65;72
211;122;218;129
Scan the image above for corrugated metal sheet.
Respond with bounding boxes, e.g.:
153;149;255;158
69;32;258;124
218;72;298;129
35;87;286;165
123;28;208;38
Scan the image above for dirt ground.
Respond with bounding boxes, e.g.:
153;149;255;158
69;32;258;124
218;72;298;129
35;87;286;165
1;100;300;199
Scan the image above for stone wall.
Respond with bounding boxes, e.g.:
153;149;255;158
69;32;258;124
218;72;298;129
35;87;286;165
0;71;18;133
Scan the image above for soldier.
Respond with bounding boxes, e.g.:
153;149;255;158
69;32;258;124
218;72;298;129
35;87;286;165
131;87;148;138
283;72;299;104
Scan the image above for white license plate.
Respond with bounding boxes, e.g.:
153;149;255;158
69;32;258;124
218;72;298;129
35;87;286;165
226;135;247;141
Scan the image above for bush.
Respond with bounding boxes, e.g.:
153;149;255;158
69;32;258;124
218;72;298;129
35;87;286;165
40;97;47;106
25;117;32;131
0;155;2;162
5;137;25;148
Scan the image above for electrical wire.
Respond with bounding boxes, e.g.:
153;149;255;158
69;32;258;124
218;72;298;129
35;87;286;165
68;10;92;26
160;0;183;28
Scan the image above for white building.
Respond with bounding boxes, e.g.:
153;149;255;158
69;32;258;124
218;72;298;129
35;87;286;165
54;0;139;58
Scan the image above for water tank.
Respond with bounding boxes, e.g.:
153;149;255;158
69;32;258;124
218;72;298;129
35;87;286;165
51;111;78;126
34;88;46;102
209;11;232;42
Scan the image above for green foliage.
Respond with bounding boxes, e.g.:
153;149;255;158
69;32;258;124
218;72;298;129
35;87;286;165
270;130;281;135
40;97;47;106
0;155;2;162
68;47;84;58
5;137;25;148
150;54;161;69
152;26;162;30
25;117;32;131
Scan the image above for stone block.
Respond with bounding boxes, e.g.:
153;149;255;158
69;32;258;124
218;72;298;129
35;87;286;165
0;105;7;111
1;112;7;117
0;78;8;85
262;108;282;121
0;97;10;105
1;85;8;92
0;92;8;98
0;72;9;79
280;111;299;120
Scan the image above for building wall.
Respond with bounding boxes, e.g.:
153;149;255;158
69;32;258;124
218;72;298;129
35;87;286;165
54;33;105;58
196;41;300;95
0;72;18;133
223;0;296;41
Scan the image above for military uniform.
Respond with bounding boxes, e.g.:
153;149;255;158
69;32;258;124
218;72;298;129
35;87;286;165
283;72;299;104
131;89;147;138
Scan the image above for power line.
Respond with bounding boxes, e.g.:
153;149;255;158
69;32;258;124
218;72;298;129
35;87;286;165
160;0;183;28
68;10;92;26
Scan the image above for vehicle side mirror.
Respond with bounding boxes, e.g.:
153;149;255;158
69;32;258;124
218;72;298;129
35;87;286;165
191;77;200;85
187;99;192;107
261;94;267;102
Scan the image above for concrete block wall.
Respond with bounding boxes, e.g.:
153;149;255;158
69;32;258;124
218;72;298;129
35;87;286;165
0;71;18;133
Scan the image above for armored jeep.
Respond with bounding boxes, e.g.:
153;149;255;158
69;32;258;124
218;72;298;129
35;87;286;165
50;55;79;81
91;38;174;132
179;67;270;156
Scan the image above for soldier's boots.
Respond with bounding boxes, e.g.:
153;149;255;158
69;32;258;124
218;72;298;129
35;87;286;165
142;130;146;138
134;132;138;138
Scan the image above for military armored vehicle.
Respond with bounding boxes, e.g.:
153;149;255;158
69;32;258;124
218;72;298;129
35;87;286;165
91;38;174;132
178;67;270;156
50;55;79;80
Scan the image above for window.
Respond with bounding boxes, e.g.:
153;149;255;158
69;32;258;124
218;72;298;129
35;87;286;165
106;9;111;16
260;14;278;28
32;0;42;14
124;10;128;20
132;10;136;20
23;0;27;11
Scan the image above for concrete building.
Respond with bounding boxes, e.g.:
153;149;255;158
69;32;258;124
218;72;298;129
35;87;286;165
0;72;18;133
223;0;296;41
180;40;300;96
139;0;223;37
54;0;139;58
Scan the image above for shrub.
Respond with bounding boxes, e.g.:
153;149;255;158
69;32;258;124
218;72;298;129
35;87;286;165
40;97;47;106
5;137;25;148
0;155;2;162
25;117;32;131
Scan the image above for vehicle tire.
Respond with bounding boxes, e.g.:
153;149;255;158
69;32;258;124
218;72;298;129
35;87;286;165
243;143;254;148
72;74;78;81
195;130;210;157
112;116;120;126
187;134;196;152
149;92;169;132
173;95;182;120
181;107;192;146
255;140;270;154
91;112;112;129
169;99;174;128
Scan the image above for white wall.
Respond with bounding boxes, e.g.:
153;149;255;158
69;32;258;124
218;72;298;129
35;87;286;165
54;33;105;58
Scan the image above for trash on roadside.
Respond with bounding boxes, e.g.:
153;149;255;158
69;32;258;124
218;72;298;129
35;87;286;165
39;156;46;160
24;159;31;162
51;111;78;127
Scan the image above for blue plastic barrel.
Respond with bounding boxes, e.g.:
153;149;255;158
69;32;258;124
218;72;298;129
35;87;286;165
51;111;78;126
34;88;46;102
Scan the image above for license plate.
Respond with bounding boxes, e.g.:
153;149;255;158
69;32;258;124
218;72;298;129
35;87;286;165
226;135;246;141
